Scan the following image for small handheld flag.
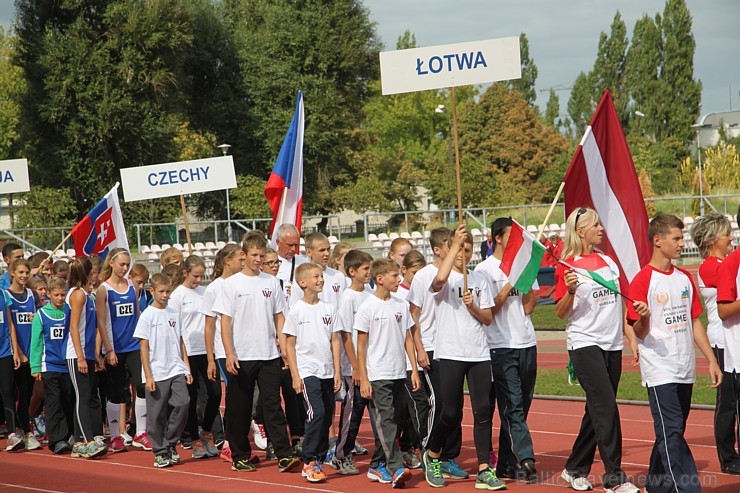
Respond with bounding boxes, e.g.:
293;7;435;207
71;183;129;258
499;220;546;294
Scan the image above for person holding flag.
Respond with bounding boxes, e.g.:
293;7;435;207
554;207;639;493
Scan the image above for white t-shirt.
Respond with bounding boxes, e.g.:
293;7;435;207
432;270;493;362
717;249;740;372
697;257;723;348
199;277;226;359
407;264;439;352
133;306;190;382
392;284;410;302
354;295;413;381
282;300;342;379
475;256;537;349
288;266;346;310
337;287;372;377
627;265;703;386
212;272;285;361
554;253;624;351
169;285;207;356
277;254;309;304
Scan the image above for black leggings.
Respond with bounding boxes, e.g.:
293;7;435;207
254;366;306;439
0;356;17;432
427;359;492;465
106;350;144;402
186;354;222;437
14;364;34;434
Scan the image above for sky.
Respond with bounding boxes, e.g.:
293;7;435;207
1;0;738;117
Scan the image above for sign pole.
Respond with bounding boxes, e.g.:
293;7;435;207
180;194;193;255
450;85;468;290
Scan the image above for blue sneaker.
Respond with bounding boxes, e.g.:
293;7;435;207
441;458;469;479
422;450;445;488
392;467;412;488
367;462;393;483
324;447;336;468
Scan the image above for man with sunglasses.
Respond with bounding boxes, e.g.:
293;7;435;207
275;224;309;300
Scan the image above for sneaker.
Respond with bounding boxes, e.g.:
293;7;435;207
169;446;180;464
34;415;46;436
251;420;268;450
605;482;641;493
495;465;518;480
324;447;336;467
403;449;422;469
192;440;209;459
200;430;219;457
71;442;89;458
278;455;301;472
6;433;25;452
441;458;469;479
265;443;277;461
232;458;257;472
353;440;368;455
392;467;412;488
336;455;360;475
422;450;445;488
220;441;232;462
561;470;593;491
108;435;127;453
87;438;108;459
521;459;537;483
53;440;73;454
302;460;327;483
180;438;193;450
121;431;134;446
132;433;152;451
475;467;507;490
154;453;172;468
722;463;740;475
367;462;393;484
24;432;42;450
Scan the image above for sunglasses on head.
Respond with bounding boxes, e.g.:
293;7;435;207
575;207;587;225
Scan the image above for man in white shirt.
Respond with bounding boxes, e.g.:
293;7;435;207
275;224;308;290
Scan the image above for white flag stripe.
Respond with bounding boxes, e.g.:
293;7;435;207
508;237;535;281
581;129;642;281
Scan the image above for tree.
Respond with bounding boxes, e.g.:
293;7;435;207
0;27;24;159
625;14;662;139
568;72;592;135
14;185;77;248
543;89;560;128
505;33;538;106
590;12;629;124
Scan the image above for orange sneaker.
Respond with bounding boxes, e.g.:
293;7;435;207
302;460;327;483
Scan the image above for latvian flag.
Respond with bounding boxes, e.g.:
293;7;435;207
564;90;651;285
71;184;129;258
500;220;546;294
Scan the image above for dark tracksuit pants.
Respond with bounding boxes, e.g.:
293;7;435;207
491;346;537;470
645;383;699;493
67;359;103;442
398;369;429;451
335;376;375;459
299;376;334;463
422;351;462;461
565;346;628;488
712;347;740;469
185;355;222;439
42;371;74;449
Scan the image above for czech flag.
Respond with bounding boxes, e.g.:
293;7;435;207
265;91;304;247
71;183;129;258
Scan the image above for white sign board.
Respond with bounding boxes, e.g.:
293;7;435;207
379;37;521;95
0;159;30;194
120;156;237;202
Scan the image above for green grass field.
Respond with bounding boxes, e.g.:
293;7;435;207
534;368;717;405
530;303;710;329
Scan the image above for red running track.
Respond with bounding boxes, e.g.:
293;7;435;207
1;398;737;492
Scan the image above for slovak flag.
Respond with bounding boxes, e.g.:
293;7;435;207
265;91;304;248
71;183;129;258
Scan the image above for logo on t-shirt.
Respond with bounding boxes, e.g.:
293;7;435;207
261;289;273;298
331;284;341;293
680;287;689;299
395;312;402;323
322;315;332;325
655;292;670;305
168;319;176;328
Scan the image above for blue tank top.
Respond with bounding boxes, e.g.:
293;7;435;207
5;288;36;356
64;288;98;361
0;293;12;359
104;280;139;353
138;289;149;313
38;308;69;373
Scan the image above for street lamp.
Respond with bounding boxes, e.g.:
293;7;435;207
217;143;232;241
690;124;712;215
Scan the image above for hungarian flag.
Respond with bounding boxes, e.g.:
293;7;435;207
71;184;129;258
564;90;650;285
500;220;546;294
265;91;304;247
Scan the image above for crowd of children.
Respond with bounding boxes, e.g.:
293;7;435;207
0;208;738;493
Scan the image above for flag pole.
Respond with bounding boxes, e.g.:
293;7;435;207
450;85;467;290
44;232;73;267
180;194;193;255
536;181;566;244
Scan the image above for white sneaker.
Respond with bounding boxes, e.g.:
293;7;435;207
121;431;134;446
605;482;640;493
251;420;267;450
561;469;593;491
24;432;42;451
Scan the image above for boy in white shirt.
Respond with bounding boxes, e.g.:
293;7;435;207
134;273;192;468
357;258;420;488
628;214;722;493
283;263;342;483
422;225;505;491
332;249;374;475
213;234;300;473
475;217;537;482
288;233;346;310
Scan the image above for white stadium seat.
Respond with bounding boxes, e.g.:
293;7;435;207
147;253;159;260
150;245;162;254
368;234;378;242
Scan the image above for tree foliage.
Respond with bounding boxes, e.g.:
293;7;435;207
505;33;538;106
0;27;24;159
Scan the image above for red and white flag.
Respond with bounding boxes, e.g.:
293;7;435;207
563;90;651;284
